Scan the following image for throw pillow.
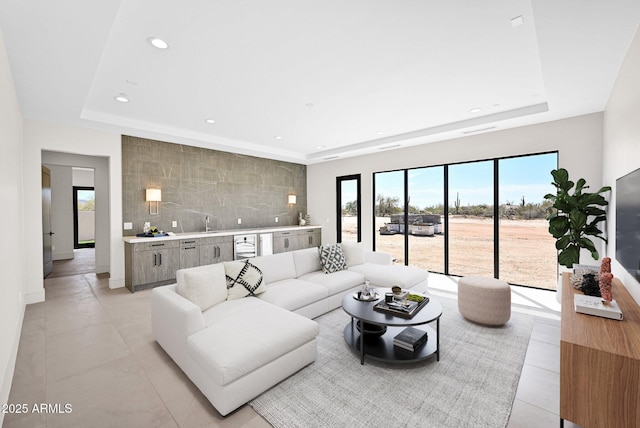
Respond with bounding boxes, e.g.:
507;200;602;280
318;244;347;274
224;260;266;300
341;241;365;267
176;263;228;311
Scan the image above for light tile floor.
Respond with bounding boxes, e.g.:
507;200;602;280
4;273;579;427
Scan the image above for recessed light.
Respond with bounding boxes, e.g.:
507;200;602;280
274;136;283;140
315;145;326;149
511;16;524;28
469;107;482;113
147;37;169;49
376;131;384;135
114;93;129;103
205;119;216;124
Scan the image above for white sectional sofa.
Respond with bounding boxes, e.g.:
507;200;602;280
151;242;429;416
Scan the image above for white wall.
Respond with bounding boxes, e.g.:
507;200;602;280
44;164;74;260
0;26;25;426
73;167;94;187
308;113;604;254
23;120;123;302
603;25;640;304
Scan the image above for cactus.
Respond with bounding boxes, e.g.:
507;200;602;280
521;195;525;207
454;192;461;214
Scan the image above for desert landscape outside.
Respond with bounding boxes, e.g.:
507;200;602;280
342;216;558;290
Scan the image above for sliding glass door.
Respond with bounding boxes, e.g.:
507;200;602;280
374;170;405;264
408;166;445;271
367;151;558;289
498;153;557;287
447;160;495;277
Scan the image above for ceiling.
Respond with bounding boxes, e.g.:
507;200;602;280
1;0;639;164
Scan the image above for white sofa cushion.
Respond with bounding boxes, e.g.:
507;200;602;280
224;260;266;300
348;263;429;289
258;278;329;311
176;263;228;311
318;244;347;274
292;247;322;277
341;242;365;267
249;252;297;284
186;298;319;386
299;269;365;295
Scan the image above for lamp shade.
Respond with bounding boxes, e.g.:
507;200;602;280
288;194;296;204
146;188;162;202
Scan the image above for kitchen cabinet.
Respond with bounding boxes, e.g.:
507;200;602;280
298;228;321;249
200;236;233;265
180;239;200;269
124;226;321;292
273;230;300;253
125;241;179;292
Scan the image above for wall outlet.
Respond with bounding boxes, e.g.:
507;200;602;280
123;222;133;230
275;217;278;223
237;218;242;225
172;221;177;228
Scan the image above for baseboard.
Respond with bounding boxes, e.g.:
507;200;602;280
23;289;45;304
109;277;125;289
0;301;25;427
95;264;109;274
53;252;74;261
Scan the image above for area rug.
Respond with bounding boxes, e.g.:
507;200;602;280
250;296;534;428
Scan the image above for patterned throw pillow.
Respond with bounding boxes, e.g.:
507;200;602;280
318;244;347;274
224;260;266;300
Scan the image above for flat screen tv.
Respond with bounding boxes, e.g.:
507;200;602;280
616;167;640;282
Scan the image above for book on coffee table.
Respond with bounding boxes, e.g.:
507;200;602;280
393;327;428;352
373;293;429;319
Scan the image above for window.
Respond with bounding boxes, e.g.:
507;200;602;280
370;151;558;289
336;175;361;243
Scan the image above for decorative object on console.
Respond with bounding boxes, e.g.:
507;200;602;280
579;273;601;297
544;168;611;268
224;260;266;300
598;257;613;301
318;243;347;274
574;294;623;320
571;266;599;288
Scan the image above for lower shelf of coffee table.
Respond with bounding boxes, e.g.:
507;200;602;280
343;322;438;363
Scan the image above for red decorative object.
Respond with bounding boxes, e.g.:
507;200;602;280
600;257;612;276
600;272;614;302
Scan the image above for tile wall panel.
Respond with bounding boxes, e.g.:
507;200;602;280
122;136;307;235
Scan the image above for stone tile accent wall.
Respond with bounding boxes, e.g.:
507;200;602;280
122;136;307;235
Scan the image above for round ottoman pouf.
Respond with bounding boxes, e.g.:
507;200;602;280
458;276;511;326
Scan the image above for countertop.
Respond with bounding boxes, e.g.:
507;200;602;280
122;224;321;244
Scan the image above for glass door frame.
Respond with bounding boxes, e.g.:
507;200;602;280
73;186;95;249
336;174;362;243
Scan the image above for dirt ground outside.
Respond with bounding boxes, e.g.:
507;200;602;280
342;216;558;290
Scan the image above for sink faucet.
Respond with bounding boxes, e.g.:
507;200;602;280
205;215;210;232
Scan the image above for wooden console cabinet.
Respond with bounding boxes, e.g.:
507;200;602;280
560;273;640;427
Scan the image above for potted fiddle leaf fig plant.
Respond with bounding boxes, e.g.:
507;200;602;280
544;168;611;268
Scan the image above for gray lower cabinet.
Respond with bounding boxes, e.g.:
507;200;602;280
180;239;200;269
273;230;300;253
125;241;179;292
200;236;233;265
124;227;320;292
298;229;321;249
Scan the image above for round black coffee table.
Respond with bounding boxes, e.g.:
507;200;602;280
341;289;443;365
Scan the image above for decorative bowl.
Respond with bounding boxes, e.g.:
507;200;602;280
392;285;402;296
356;321;387;341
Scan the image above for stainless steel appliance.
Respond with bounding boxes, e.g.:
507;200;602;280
234;234;257;260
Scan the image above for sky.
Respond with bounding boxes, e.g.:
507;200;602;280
369;152;557;209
